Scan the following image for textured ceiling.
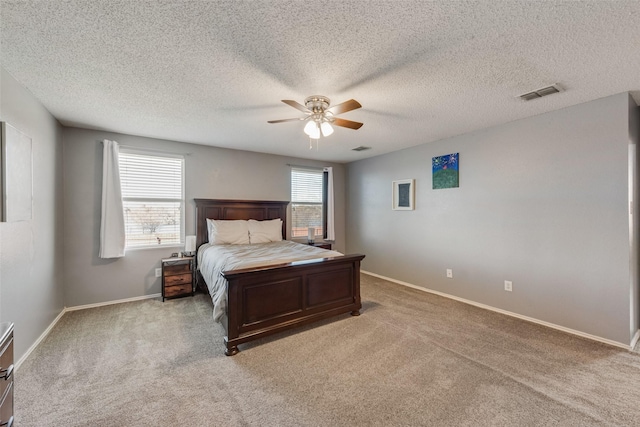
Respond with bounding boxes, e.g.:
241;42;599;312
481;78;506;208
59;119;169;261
1;1;640;163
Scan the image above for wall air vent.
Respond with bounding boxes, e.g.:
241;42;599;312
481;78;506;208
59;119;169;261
352;146;371;152
518;84;562;101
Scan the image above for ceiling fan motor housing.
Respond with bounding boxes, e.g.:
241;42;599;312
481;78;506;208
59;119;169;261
305;95;330;113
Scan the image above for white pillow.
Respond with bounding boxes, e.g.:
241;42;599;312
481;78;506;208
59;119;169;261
206;219;250;245
248;218;283;244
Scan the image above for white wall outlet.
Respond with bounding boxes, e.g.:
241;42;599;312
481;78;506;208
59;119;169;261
504;280;513;292
155;268;162;278
446;269;453;279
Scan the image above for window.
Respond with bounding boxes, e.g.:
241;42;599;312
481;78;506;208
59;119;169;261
119;150;184;248
291;167;326;238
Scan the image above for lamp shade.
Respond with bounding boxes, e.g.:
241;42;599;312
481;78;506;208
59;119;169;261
303;121;317;136
185;235;196;253
320;122;334;137
309;125;320;139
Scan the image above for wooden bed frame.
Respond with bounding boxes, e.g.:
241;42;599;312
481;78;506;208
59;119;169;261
194;198;365;356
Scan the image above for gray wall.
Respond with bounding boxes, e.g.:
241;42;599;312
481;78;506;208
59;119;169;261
346;92;639;346
63;127;346;307
0;67;65;360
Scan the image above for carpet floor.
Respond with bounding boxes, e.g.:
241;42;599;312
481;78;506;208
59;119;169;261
15;274;640;426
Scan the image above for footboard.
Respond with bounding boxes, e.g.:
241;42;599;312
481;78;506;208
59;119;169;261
221;254;365;356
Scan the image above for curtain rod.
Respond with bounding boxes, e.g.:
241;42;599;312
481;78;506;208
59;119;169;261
102;140;192;156
287;163;324;170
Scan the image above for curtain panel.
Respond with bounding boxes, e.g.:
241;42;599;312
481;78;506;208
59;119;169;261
323;167;335;241
99;139;126;258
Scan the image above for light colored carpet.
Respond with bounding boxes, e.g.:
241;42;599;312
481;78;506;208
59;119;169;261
15;274;640;426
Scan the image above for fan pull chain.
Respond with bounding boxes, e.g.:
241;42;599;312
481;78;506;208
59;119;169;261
308;137;320;150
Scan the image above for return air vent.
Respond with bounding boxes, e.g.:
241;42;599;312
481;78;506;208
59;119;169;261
518;84;562;101
352;146;371;152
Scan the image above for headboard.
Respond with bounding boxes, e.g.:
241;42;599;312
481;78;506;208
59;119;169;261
194;199;289;249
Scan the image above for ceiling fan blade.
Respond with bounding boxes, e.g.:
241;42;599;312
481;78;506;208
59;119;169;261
267;118;306;124
326;99;362;115
332;118;363;130
282;99;311;113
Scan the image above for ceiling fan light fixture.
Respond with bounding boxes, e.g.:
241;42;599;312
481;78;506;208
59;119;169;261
307;122;321;139
320;121;334;137
269;95;363;145
303;120;317;136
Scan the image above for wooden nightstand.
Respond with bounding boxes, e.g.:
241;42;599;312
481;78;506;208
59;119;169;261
162;257;194;302
309;242;332;250
0;323;13;427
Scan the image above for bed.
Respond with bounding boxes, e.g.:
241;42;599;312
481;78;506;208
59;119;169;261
195;198;365;356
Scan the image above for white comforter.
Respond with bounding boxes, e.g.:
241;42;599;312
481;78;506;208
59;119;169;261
198;241;343;322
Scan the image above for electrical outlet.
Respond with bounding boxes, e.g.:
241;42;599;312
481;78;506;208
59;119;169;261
504;280;513;292
155;268;162;278
446;269;453;279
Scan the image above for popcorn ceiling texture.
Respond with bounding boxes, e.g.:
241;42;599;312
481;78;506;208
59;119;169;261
1;0;639;162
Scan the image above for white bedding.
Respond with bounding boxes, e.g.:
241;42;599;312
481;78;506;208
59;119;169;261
198;240;343;322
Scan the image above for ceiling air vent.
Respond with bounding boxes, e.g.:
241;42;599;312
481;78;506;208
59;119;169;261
352;146;371;152
518;84;562;101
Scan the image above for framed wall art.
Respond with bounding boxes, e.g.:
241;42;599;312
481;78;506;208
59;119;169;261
392;179;415;210
1;121;33;222
432;152;459;189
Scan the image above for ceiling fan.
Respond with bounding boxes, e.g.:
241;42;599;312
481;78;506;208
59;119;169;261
268;95;363;139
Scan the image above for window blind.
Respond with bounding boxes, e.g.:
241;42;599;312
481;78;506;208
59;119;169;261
291;168;324;238
119;151;184;248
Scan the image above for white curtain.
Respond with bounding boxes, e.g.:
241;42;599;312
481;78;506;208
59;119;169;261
99;140;126;258
324;167;335;241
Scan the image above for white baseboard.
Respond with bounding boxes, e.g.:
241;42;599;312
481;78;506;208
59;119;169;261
16;293;162;371
15;308;66;371
64;293;161;312
362;270;634;351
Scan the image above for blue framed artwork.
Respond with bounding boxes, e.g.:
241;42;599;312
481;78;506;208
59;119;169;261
432;153;459;189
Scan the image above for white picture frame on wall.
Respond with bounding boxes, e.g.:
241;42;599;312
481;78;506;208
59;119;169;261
1;121;33;222
392;179;415;210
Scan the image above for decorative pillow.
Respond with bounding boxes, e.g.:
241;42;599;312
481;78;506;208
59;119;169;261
206;219;250;245
248;218;283;244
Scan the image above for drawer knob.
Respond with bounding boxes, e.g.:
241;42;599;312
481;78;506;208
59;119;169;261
0;364;13;380
0;416;13;427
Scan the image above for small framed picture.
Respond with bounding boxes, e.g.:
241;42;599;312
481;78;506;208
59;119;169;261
432;152;459;189
392;179;415;210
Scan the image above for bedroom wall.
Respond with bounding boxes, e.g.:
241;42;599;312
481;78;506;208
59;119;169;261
0;67;65;361
62;127;346;307
346;92;639;347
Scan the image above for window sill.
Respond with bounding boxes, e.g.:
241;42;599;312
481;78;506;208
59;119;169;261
125;244;184;252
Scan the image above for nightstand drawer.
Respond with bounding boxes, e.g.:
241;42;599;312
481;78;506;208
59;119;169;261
0;337;12;402
165;273;192;286
0;324;13;427
0;381;12;427
164;263;191;275
165;283;192;297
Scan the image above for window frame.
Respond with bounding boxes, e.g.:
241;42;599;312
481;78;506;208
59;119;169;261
119;148;185;251
290;166;328;240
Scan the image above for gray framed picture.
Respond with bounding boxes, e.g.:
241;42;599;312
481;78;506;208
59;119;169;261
392;179;414;210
